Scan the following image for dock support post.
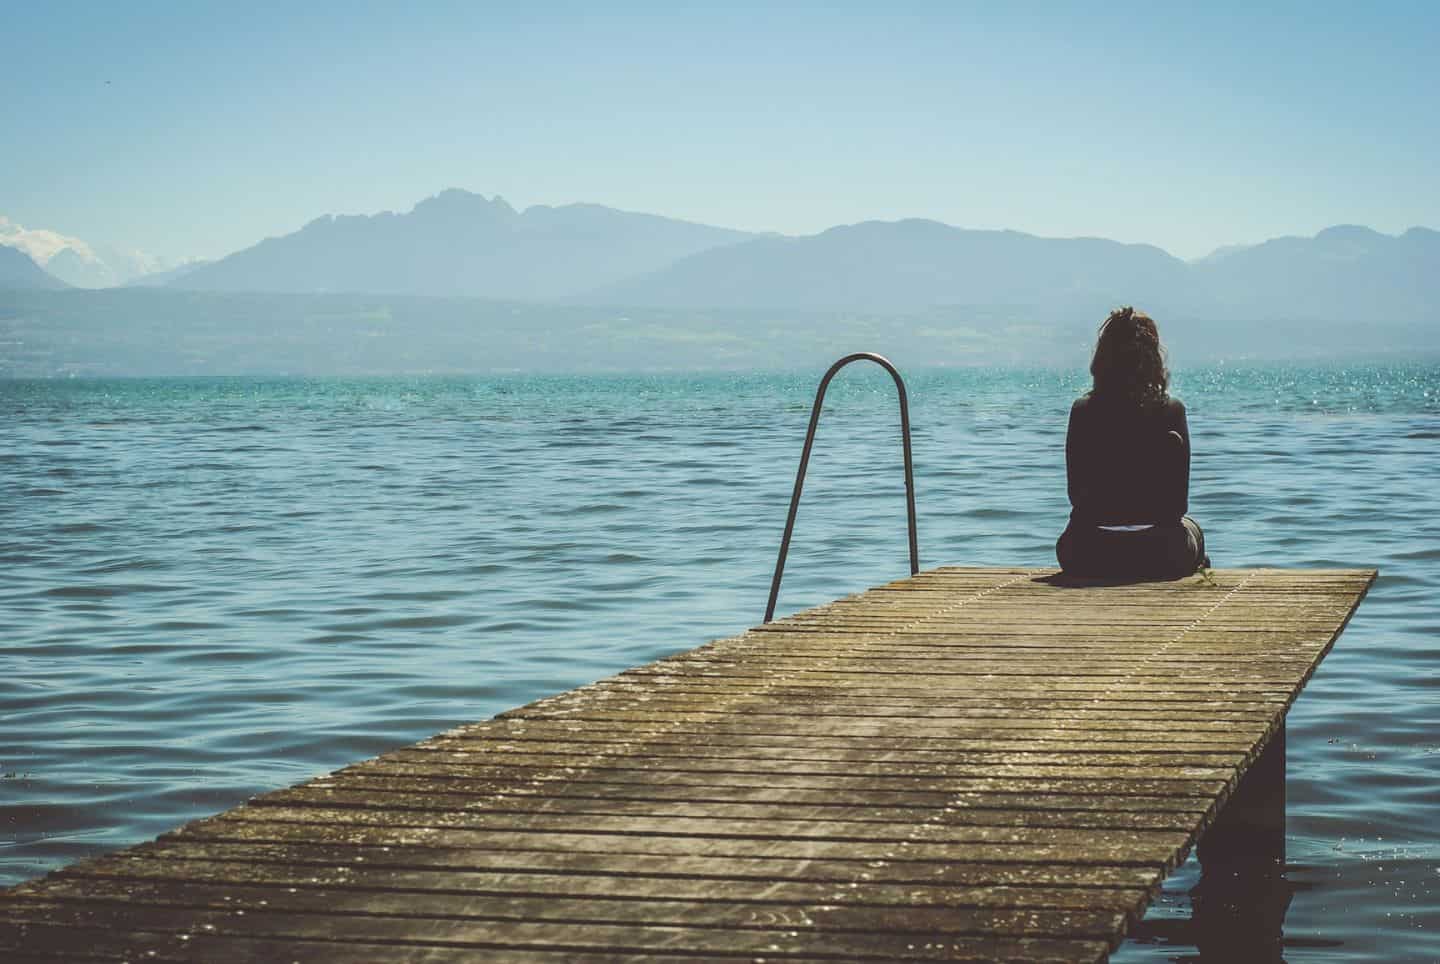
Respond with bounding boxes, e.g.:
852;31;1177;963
1192;723;1291;961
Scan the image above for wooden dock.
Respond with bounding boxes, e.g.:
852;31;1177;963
2;566;1374;963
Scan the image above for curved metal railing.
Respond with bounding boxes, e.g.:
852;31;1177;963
764;352;918;623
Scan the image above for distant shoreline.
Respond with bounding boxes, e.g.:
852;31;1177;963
3;287;1436;380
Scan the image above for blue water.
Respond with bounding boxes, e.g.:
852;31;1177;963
3;365;1438;960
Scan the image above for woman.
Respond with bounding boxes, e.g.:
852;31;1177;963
1056;307;1208;578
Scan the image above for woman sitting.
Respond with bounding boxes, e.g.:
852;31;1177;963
1056;306;1208;579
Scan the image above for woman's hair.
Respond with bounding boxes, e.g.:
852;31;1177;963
1089;306;1169;408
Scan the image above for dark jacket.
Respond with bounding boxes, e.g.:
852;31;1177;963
1066;393;1189;526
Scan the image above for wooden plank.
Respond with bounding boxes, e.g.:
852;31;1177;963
110;839;1168;888
50;855;1154;910
434;718;1269;748
286;777;1221;812
345;755;1236;793
0;567;1373;962
0;897;1116;960
5;880;1134;940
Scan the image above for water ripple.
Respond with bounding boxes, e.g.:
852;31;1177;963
2;364;1438;960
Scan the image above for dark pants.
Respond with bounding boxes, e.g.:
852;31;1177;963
1056;516;1207;579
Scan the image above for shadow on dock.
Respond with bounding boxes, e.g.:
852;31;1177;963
1031;572;1209;589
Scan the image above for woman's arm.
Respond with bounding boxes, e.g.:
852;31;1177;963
1065;400;1090;516
1164;400;1191;520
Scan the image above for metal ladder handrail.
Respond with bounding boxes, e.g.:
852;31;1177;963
764;352;918;623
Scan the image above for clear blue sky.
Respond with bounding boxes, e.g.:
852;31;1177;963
6;1;1437;262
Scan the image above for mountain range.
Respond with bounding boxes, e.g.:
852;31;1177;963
170;190;1437;323
599;220;1440;323
3;189;1438;325
0;245;67;290
591;220;1192;317
172;190;754;300
0;215;184;288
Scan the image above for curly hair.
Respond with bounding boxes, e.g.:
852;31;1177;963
1089;306;1169;408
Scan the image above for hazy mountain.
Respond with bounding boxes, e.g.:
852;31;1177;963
43;246;127;288
163;188;1439;324
1;214;175;288
588;219;1195;317
1191;225;1440;322
175;189;756;299
592;221;1440;323
0;245;67;289
126;260;213;287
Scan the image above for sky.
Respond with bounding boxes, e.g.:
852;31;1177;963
4;1;1438;266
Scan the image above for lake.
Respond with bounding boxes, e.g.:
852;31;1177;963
3;364;1437;960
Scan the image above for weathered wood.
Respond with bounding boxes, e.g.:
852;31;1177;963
0;566;1373;962
107;839;1167;888
46;856;1155;910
